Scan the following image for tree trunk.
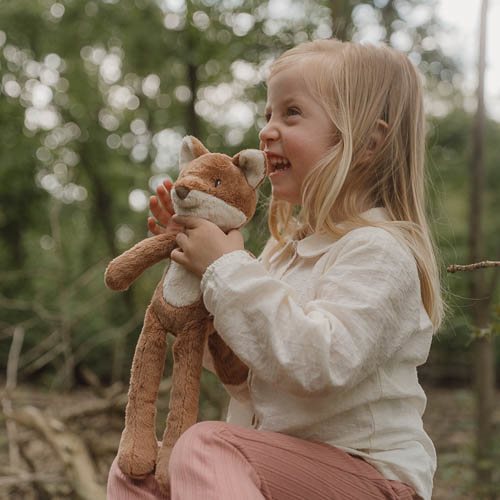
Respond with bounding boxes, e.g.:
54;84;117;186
329;0;352;41
79;146;135;384
186;62;199;138
185;2;200;138
469;1;496;496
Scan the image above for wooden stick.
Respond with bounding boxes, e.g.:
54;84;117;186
0;471;64;487
447;260;500;273
5;406;106;500
2;327;25;469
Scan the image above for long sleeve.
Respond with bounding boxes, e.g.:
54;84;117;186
200;228;423;398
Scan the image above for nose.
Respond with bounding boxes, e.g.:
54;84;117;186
175;186;190;200
259;120;279;145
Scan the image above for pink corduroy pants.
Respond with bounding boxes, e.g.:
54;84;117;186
107;421;419;500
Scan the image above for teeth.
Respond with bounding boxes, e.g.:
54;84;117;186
269;156;290;170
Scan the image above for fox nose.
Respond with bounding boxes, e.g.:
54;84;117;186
175;186;190;200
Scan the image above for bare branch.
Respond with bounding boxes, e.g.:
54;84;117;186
19;329;61;369
5;406;106;500
61;258;108;299
447;260;500;273
59;377;171;421
2;327;25;470
73;311;143;362
0;472;65;487
22;341;66;376
5;327;24;392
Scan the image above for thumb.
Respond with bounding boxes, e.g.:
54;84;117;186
171;214;199;228
170;247;186;265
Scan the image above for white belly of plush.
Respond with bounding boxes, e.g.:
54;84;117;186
163;259;202;307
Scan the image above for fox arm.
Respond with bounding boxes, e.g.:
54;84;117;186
105;232;177;291
208;331;249;385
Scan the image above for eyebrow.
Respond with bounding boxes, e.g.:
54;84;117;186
265;95;303;113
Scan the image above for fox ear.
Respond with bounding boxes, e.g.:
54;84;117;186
232;150;266;189
179;136;210;170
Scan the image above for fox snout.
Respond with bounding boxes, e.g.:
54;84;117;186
175;186;190;200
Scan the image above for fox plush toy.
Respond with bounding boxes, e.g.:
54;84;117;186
104;136;266;492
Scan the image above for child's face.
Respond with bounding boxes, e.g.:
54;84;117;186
259;66;335;205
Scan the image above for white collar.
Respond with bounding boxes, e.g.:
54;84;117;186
272;207;390;260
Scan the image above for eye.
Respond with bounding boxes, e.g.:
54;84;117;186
214;179;222;187
286;107;301;117
264;112;271;122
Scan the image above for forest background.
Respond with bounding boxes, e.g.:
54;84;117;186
0;0;499;499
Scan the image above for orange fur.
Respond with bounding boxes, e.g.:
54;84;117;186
104;137;265;493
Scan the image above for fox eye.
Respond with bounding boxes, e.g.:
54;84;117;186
214;179;222;187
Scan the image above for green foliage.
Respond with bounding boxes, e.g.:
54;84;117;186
0;0;496;393
0;0;320;385
423;110;500;384
2;5;499;498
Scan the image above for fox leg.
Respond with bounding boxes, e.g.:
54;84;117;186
208;329;249;385
117;305;167;479
155;319;209;492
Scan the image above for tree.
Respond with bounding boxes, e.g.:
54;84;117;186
468;0;497;496
0;0;325;385
0;0;467;389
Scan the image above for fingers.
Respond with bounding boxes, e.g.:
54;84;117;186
157;181;175;215
171;214;201;229
148;216;164;235
170;247;187;266
148;179;175;232
150;196;171;227
175;231;188;247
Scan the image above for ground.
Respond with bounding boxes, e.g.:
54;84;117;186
423;387;499;499
0;384;499;499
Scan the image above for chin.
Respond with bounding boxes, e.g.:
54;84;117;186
270;181;301;204
271;192;301;204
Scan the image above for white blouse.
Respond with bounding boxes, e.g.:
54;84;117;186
200;208;436;500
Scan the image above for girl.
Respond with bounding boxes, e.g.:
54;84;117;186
108;38;442;500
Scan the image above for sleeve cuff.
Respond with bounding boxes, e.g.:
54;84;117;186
200;250;254;293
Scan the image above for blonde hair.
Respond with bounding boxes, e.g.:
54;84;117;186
265;39;444;331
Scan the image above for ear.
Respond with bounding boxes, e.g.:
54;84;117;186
367;119;388;152
179;136;210;171
232;150;266;189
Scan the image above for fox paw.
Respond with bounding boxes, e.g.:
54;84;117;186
155;446;173;494
117;429;158;479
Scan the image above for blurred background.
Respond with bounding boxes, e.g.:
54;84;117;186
0;0;498;498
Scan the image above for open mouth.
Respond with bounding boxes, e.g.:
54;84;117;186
267;154;291;174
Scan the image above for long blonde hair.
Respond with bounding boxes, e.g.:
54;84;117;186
265;39;444;331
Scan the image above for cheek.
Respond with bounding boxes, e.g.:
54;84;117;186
310;138;334;166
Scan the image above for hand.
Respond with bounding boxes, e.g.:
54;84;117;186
170;215;244;277
147;179;184;236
